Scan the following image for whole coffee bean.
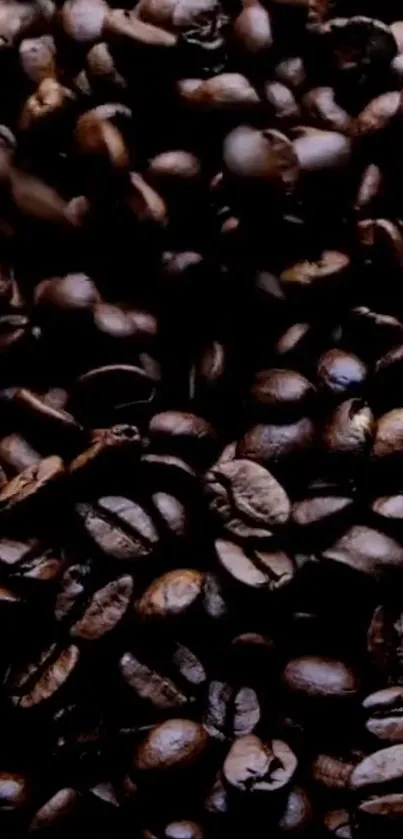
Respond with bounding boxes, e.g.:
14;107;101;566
215;539;294;591
311;753;356;788
148;411;217;468
205;458;290;539
282;656;359;699
223;735;297;793
278;786;313;833
316;349;367;397
136;569;205;619
292;130;352;173
223;125;299;190
236;418;315;468
324;525;403;576
350;744;403;790
233;3;273;55
69;365;156;426
29;788;79;832
76;496;160;561
249;369;315;420
364;687;403;742
134;719;208;771
355;91;400;136
119;651;190;710
0;455;65;523
321;398;374;460
7;643;80;709
280;252;350;298
204;679;261;740
264;82;301;125
69;574;134;640
302;87;351;133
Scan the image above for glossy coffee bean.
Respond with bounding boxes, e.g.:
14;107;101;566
134;719;208;771
223;735;297;793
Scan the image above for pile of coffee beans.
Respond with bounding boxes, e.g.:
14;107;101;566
4;0;403;836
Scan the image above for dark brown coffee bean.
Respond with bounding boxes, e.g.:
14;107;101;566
223;126;299;190
136;569;204;619
233;3;272;55
69;424;141;484
148;411;216;468
76;497;160;561
324;525;403;577
302;87;351;133
321;398;374;460
29;788;79;832
364;686;403;743
70;575;133;640
7;643;80;709
350;744;403;790
205;458;290;539
0;455;65;522
249;369;315;420
264;82;300;125
119;652;189;710
356;91;400;136
223;735;297;793
280;252;350;296
237;419;315;468
292;131;352;173
278;786;313;833
311;753;356;789
134;719;208;771
215;539;294;591
69;365;156;426
282;656;359;698
316;349;367;397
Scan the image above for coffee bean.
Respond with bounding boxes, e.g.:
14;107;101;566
0;772;30;811
136;569;204;619
278;786;313;833
134;719;208;771
69;574;133;640
237;419;315;468
282;656;359;698
7;643;80;709
205;458;290;540
223;735;297;793
249;369;316;420
321;399;374;460
215;539;294;591
324;525;403;577
316;349;367;397
364;687;403;742
76;497;160;561
350;744;403;790
29;788;79;832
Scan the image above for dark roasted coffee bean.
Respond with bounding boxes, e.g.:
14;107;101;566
0;772;31;811
237;419;315;468
215;539;294;591
29;788;79;832
134;719;208;772
278;786;313;834
316;349;367;397
324;525;403;577
249;369;315;420
148;411;217;469
223;735;297;793
205;458;290;539
282;656;359;699
76;497;159;561
0;455;65;524
364;687;403;742
136;569;204;620
7;643;80;709
321;398;374;461
323;809;352;838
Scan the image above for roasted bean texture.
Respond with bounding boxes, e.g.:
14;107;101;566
1;0;403;838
